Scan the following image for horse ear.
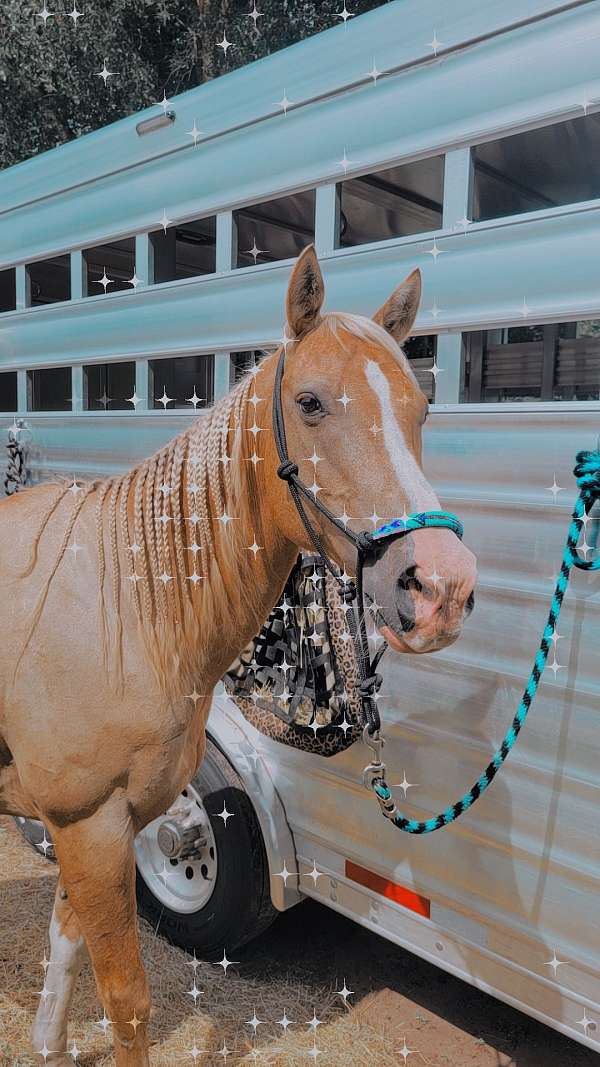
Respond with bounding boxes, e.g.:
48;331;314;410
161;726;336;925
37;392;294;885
372;268;421;344
285;243;325;340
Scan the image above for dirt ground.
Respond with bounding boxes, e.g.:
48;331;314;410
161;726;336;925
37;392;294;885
0;816;596;1067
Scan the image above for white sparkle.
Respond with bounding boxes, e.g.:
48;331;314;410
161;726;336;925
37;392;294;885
427;29;444;55
217;33;233;55
398;1036;417;1061
335;3;354;24
366;58;383;82
187;981;203;1004
576;1009;595;1034
186;120;203;146
242;238;265;264
216;803;234;825
394;772;418;797
337;387;353;411
545;475;564;502
215;951;239;973
336;147;357;175
425;239;445;261
158;209;172;233
247;4;263;30
219;510;234;529
274;861;294;886
37;3;53;25
96;59;119;84
276;89;293;115
96;269;112;292
67;3;83;25
247;1009;263;1032
545;949;568;975
305;860;323;885
336;979;354;1004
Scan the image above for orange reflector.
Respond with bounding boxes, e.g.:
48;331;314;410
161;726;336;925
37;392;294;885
345;860;430;918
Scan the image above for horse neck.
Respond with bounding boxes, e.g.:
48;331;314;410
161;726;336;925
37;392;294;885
167;361;298;688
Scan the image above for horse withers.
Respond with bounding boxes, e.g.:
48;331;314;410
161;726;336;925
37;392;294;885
0;244;476;1065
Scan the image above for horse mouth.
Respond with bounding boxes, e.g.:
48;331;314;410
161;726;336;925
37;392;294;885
366;593;456;655
365;594;415;653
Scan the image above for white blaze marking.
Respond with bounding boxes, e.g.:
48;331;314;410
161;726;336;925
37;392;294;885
364;360;440;511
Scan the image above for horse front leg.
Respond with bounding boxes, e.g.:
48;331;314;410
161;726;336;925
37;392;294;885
31;877;87;1065
49;796;152;1067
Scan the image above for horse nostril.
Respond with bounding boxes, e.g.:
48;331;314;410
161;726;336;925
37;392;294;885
465;590;475;615
395;567;418;632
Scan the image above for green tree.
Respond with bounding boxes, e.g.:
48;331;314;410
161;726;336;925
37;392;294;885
0;0;388;170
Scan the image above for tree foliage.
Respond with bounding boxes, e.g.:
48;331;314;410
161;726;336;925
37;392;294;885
0;0;388;170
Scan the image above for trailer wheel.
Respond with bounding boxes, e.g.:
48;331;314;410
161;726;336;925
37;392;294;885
14;739;278;959
134;737;278;958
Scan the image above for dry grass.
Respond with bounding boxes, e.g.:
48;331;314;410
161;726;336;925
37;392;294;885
0;817;405;1067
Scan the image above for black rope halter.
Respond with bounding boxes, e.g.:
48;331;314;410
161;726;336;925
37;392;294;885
271;344;465;737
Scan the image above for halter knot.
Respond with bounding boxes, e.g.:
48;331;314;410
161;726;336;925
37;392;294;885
573;449;600;500
358;673;383;699
355;531;376;558
277;460;299;482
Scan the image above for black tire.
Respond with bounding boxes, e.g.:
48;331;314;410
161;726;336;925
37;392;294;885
135;737;278;958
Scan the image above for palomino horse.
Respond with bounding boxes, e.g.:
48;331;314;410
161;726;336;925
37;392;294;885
0;245;476;1065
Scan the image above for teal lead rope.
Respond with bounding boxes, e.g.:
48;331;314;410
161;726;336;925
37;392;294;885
366;449;600;834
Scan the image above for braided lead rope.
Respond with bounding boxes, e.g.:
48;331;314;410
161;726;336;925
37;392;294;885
366;449;600;834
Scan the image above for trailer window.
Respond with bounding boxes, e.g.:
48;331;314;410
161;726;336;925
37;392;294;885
0;372;18;411
149;354;214;410
229;348;273;387
234;190;315;268
83;238;136;296
26;255;70;307
461;320;600;401
0;268;16;313
403;335;438;403
471;112;600;222
150;217;216;283
27;366;71;411
83;362;136;411
336;155;444;248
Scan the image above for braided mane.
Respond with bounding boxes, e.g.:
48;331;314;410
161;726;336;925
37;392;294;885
14;365;272;701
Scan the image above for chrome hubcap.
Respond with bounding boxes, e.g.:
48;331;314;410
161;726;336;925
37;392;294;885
134;783;218;914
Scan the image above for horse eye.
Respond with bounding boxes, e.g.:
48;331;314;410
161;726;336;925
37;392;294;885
298;395;322;416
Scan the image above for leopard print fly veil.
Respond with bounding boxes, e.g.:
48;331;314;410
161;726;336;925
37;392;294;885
223;555;364;756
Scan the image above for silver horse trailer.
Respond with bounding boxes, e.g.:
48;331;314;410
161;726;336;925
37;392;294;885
1;0;599;1051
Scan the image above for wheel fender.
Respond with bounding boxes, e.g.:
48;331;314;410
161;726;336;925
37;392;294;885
207;690;302;911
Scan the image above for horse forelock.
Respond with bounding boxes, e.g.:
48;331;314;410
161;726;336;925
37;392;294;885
320;310;420;390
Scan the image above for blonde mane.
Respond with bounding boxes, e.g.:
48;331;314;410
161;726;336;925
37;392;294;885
15;366;272;701
322;310;420;388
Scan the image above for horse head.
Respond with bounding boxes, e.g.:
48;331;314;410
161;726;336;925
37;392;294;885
268;244;477;655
